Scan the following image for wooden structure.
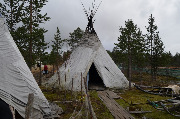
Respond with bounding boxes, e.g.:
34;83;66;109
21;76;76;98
98;90;134;119
134;85;179;97
81;0;102;34
148;97;180;117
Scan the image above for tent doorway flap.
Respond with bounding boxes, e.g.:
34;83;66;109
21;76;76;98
88;63;105;90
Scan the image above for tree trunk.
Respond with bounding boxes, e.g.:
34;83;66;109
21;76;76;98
39;61;42;86
150;14;153;80
127;36;132;89
10;0;13;32
57;58;60;86
128;52;132;89
29;0;33;71
53;64;54;75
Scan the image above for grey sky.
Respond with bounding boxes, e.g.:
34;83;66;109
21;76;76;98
40;0;180;55
1;0;180;55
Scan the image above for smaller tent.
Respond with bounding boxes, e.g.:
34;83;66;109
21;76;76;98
0;17;54;118
46;32;129;91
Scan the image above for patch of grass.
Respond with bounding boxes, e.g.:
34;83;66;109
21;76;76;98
41;86;83;119
116;88;179;119
40;73;180;119
89;90;114;119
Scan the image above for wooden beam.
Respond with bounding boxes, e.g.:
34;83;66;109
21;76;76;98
25;93;34;119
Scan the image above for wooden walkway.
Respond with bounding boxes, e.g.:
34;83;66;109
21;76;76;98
98;90;134;119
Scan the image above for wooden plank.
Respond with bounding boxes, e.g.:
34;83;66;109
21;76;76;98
98;91;134;119
98;92;124;119
129;111;152;114
103;91;130;118
106;90;121;99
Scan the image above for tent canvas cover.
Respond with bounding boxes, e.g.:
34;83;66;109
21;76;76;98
46;32;129;91
0;18;53;118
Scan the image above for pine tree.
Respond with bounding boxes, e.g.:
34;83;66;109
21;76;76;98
0;0;24;46
0;0;50;70
52;27;64;85
146;14;164;80
159;51;172;67
68;27;84;50
19;0;50;70
49;50;56;74
172;53;180;66
115;19;145;88
0;0;24;32
34;28;49;86
52;27;64;63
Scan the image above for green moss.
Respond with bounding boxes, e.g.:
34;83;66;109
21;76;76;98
116;89;179;119
43;92;58;101
41;87;83;119
40;73;180;119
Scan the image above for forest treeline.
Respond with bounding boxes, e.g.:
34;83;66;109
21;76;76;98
107;50;180;68
107;15;180;87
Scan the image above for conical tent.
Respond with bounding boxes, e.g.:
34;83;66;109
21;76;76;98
47;1;129;91
0;18;52;118
47;32;129;91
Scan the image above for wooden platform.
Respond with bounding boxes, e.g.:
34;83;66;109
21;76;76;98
98;90;134;119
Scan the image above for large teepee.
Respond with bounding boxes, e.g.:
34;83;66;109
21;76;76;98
46;1;129;91
0;18;53;118
47;32;129;91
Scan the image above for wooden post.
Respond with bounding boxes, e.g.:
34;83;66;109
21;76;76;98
81;72;83;103
84;77;87;94
64;72;67;101
39;61;42;86
65;63;67;82
86;76;92;119
84;77;96;119
53;64;55;75
83;77;89;118
71;78;74;92
71;78;74;101
25;93;34;119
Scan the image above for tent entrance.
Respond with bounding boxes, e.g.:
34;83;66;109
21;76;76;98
88;63;105;90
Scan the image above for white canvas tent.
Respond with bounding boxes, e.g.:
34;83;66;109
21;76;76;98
46;32;129;91
0;18;53;118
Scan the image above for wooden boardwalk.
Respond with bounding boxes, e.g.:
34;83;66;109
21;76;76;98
98;90;134;119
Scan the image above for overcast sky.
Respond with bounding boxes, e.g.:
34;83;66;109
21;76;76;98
1;0;180;55
40;0;180;55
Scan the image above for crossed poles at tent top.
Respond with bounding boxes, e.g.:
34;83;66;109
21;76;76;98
80;0;102;34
